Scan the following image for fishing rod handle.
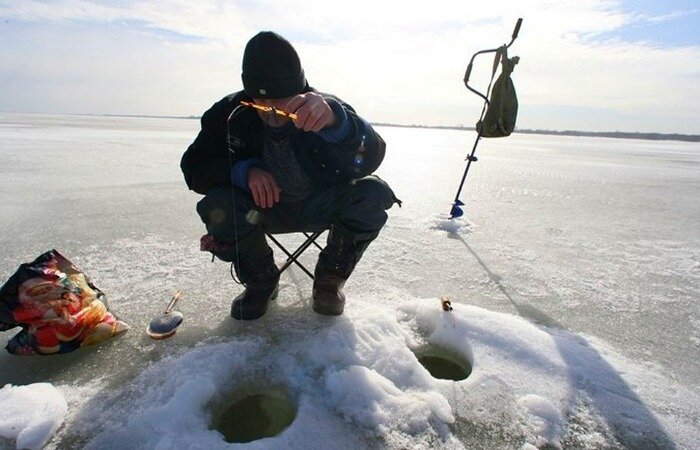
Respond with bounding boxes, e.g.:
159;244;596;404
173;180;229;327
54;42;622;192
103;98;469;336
165;290;182;314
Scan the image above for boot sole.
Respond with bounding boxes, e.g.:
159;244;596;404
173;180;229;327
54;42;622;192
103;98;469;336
312;304;344;316
312;296;345;316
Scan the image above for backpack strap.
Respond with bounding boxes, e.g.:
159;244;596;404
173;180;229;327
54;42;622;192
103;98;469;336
486;46;507;102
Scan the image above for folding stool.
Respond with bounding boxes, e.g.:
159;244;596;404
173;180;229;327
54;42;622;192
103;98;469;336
266;231;325;280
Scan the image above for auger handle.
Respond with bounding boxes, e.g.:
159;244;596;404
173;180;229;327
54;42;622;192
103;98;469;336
465;18;523;87
464;62;474;84
512;18;523;41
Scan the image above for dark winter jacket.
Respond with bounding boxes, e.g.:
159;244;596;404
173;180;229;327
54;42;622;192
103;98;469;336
180;89;386;195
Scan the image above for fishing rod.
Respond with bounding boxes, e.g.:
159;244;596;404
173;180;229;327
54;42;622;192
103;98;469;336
449;18;523;219
240;101;298;120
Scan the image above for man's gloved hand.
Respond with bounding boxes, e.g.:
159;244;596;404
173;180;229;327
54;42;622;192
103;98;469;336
247;167;281;208
286;92;337;132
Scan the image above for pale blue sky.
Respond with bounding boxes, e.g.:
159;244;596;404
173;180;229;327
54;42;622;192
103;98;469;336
612;0;698;46
0;1;698;133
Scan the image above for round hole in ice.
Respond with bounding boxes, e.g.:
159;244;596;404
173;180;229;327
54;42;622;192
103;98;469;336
416;347;472;381
212;387;296;443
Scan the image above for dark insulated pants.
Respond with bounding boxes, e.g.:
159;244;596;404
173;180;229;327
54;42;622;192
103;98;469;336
196;175;398;262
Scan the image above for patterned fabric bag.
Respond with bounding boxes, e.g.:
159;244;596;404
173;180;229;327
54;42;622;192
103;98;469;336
0;250;129;355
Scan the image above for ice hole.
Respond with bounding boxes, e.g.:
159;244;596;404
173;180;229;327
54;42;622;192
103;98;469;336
212;387;296;443
415;346;472;381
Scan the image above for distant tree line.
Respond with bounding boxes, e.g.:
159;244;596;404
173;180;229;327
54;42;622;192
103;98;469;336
370;123;700;143
112;114;698;143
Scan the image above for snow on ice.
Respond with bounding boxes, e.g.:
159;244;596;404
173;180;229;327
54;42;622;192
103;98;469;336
14;295;693;449
0;383;67;450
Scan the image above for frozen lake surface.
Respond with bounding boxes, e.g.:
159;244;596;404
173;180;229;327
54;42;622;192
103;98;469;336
0;113;698;449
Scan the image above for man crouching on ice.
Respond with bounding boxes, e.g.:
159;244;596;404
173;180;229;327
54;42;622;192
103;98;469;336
181;31;398;320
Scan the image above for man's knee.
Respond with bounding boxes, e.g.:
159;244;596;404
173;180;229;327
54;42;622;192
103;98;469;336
196;185;259;248
196;186;232;225
351;176;398;210
196;185;251;226
336;176;398;234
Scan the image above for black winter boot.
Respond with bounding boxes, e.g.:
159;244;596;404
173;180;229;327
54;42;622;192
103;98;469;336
230;233;280;321
312;225;375;316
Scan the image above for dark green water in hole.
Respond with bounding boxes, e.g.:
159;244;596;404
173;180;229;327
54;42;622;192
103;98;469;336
418;355;472;381
215;393;296;443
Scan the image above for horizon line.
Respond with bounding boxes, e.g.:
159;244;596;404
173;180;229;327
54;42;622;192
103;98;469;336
1;111;698;142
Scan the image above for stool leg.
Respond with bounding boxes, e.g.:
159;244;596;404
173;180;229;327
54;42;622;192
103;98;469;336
304;232;325;251
267;232;322;280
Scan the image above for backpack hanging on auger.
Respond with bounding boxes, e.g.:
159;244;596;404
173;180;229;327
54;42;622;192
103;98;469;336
449;19;523;218
477;48;520;138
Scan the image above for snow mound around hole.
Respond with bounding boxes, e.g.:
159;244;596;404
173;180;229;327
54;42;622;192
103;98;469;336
517;394;563;446
48;294;693;449
424;215;474;235
0;383;67;450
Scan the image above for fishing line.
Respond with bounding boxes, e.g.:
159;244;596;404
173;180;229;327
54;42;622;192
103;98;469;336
226;105;248;286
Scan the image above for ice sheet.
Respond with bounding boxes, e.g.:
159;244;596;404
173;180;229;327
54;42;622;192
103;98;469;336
0;113;697;448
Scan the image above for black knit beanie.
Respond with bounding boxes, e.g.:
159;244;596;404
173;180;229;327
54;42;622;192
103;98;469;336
242;31;307;99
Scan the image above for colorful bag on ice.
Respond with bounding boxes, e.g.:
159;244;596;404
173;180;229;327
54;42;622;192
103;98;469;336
0;250;129;355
